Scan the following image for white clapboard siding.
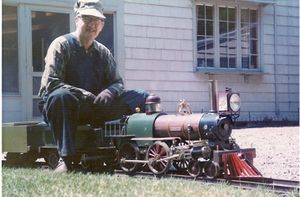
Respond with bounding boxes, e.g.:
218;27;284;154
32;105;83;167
2;96;23;122
2;0;298;122
124;0;299;121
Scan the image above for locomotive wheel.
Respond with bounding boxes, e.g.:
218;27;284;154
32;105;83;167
118;142;140;175
146;141;171;176
81;154;104;171
203;161;220;179
44;151;59;169
173;141;189;171
81;154;93;170
81;154;90;170
173;159;189;171
187;160;202;177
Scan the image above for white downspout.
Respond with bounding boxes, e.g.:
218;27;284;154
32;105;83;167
273;2;279;116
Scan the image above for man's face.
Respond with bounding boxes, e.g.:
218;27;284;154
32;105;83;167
75;15;104;41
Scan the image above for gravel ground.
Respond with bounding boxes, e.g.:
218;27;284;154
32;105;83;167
231;126;300;181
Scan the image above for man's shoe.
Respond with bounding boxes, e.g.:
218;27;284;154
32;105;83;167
54;158;72;173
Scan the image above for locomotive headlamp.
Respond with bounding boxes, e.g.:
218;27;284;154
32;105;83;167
229;93;241;112
219;88;241;114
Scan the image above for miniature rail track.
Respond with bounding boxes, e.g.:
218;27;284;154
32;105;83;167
3;159;299;195
225;178;299;194
115;170;300;195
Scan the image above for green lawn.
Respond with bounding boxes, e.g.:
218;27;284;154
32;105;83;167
2;167;296;197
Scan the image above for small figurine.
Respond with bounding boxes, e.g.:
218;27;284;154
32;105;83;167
178;99;192;115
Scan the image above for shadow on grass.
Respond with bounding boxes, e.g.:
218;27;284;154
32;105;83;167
2;160;116;175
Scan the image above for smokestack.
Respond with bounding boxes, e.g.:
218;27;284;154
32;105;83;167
208;80;218;113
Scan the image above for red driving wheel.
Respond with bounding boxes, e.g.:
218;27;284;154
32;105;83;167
146;141;171;176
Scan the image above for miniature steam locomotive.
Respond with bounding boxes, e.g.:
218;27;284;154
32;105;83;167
2;80;259;179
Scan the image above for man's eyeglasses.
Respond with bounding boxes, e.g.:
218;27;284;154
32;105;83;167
79;15;104;25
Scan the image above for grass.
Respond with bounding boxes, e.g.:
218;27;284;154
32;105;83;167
2;166;298;197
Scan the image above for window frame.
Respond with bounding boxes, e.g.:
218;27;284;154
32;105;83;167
194;0;263;74
2;5;20;93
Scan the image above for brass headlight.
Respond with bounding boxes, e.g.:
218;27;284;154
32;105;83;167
229;93;241;112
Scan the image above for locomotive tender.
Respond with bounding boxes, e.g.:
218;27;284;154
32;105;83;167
2;80;259;179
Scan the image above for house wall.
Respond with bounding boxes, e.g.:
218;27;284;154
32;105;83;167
261;0;299;119
2;0;299;122
123;0;299;121
123;0;203;111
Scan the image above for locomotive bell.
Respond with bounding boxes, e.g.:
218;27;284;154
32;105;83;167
145;94;162;115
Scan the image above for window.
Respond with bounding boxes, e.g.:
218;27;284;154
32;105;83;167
241;9;258;69
196;3;259;72
197;5;214;67
96;14;114;54
219;7;237;68
32;11;70;72
31;11;70;117
2;6;19;92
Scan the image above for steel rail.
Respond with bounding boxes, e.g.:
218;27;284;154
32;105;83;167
115;170;300;195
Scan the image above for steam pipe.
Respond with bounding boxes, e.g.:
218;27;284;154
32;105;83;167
209;80;218;113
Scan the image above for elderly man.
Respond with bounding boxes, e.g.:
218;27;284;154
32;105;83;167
39;0;148;172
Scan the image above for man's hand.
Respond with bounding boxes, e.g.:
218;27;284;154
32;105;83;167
86;92;96;102
94;89;115;106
